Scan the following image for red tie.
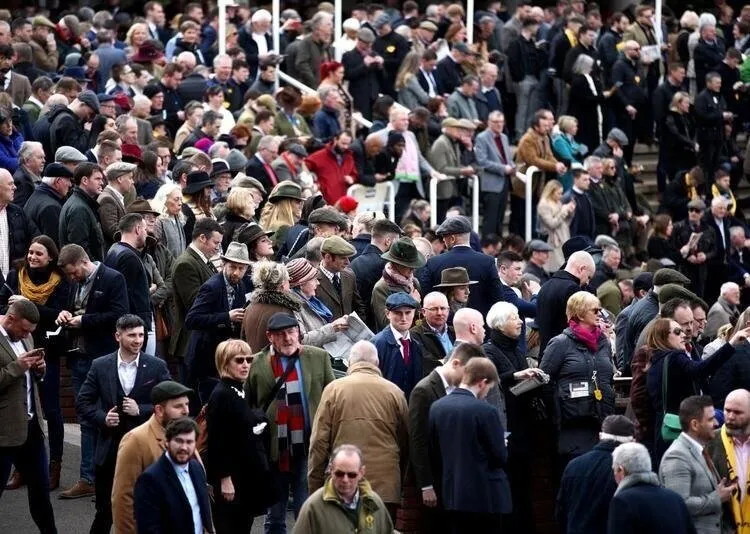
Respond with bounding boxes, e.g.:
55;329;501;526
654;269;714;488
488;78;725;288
494;135;508;164
400;338;411;367
263;163;278;186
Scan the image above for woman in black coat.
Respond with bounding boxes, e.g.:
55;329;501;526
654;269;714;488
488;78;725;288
661;92;698;184
567;55;610;155
484;302;547;532
646;214;683;265
205;339;275;534
220;187;258;253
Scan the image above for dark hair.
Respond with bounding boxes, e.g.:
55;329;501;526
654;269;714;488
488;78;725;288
11;18;30;34
497;250;523;267
232;59;249;71
462;356;500;386
58;244;89;267
73;162;103;186
426;96;444;114
118;213;144;234
172;160;195;183
116;313;146;332
652;213;672;237
421;49;437;62
204;85;224;102
202;110;222;127
22;235;60;273
679;395;714;431
254;109;274;125
31;76;54;94
608;11;627;26
8;299;40;324
165;417;199;442
501;234;526;253
192;218;223;241
163;62;184;78
448;342;484;364
660;298;691;319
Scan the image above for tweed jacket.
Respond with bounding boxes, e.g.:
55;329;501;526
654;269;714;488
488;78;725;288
514;128;559;197
428;133;465;200
315;267;368;321
97;186;127;249
0;333;38;447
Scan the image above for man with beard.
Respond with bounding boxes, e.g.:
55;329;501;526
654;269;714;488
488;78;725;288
706;389;750;533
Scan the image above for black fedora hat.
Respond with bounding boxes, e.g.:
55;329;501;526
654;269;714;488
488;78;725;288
236;222;273;246
183;171;214;195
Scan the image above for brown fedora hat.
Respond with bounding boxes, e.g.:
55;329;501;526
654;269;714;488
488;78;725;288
433;267;478;288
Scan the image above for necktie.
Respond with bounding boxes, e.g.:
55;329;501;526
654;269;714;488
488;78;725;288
702;448;720;482
495;135;508;164
207;260;217;274
332;272;342;294
400;338;411;367
263;163;278;186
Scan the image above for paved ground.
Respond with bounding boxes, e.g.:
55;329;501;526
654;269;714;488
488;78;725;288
1;424;295;533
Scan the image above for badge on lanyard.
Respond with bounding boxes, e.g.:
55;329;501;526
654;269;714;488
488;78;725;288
593;370;603;401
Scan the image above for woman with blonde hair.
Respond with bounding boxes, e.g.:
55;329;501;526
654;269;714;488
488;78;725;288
537;180;575;271
125;23;149;57
258;181;304;251
661;91;697;187
551;115;587;191
154;182;187;257
541;291;615;461
205;339;274;533
221;187;258;252
396;51;430;110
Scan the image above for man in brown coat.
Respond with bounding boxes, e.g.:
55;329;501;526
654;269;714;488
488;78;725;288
98;162;135;249
308;340;409;514
111;381;192;534
315;235;368;320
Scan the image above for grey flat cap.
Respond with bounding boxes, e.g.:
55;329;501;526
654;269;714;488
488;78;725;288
77;90;100;114
436;216;472;236
372;13;392;30
606;128;629;147
528;239;553;252
226;149;248;173
105;162;137;181
357;28;376;43
55;146;88;163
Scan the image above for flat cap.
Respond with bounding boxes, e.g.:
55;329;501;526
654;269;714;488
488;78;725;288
419;20;439;32
528;239;553;252
562;235;602;260
457;118;477;130
32;15;57;29
657;283;701;305
143;84;163;99
601;414;636;438
309;207;344;225
633;272;654;293
372;13;392;30
77;90;100;114
357;28;376;43
287;143;308;158
266;312;299;332
373;219;403;235
343;17;361;31
321;235;356;257
453;42;471;54
606;127;629;147
43;162;74;179
441;117;461;128
230;173;266;194
687;198;706;210
436;216;472;236
54;146;88;163
105;161;137;181
226;149;248;173
653;268;690;287
385;292;419;310
96;93;115;103
151;381;193;404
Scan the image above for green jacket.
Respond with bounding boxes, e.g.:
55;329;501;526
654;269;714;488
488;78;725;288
293;478;393;534
246;344;335;461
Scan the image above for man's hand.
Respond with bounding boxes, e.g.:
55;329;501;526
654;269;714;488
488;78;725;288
626;105;637;118
105;406;120;427
555;162;566;174
344;175;355;185
121;397;139;416
696;252;707;263
221;476;235;502
332;317;349;332
56;310;73;325
460;166;475;176
680;245;690;257
66;316;82;328
228;308;245;323
16;352;43;371
718;478;738;502
612;145;624;158
513;368;540;381
524;280;541;295
422;487;437;507
504;165;515;174
608;213;619;224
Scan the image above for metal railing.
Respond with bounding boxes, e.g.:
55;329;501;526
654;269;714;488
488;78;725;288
429;175;480;233
522;166;539;242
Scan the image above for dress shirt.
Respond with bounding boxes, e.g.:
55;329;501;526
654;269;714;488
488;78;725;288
319;265;337;285
188;243;210;265
0;206;8;278
420;68;437;97
390;325;411;361
434;366;453;395
427;321;453;356
340;489;360;510
166;452;203;534
117;351;139;396
3;71;10;91
105;185;125;207
252;32;269;57
681;432;706;458
0;325;32;418
733;435;750;499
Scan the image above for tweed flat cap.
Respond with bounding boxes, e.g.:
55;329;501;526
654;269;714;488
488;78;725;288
151;381;193;404
267;313;299;331
105;162;137;181
321;235;356;257
54;146;88;163
657;283;700;305
653;268;690;287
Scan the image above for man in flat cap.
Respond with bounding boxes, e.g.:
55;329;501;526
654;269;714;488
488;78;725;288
287;206;348;261
246;312;335;533
372;13;410;97
55;145;89;172
24;162;73;245
29;16;58;72
112;381;192;534
316;235;367;321
670;197;718;299
419;216;503;318
341;27;383;120
372;292;424;397
98;161;136;249
47;90;102;161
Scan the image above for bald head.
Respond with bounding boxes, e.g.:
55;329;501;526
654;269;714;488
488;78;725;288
453;308;485;345
349;340;379;366
423;292;448;308
565;251;596;286
725;389;750;437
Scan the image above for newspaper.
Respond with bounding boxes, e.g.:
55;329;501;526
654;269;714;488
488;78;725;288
640;44;661;64
687;232;702;251
322;312;374;364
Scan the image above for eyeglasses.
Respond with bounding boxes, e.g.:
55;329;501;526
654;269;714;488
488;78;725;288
333;470;359;479
233;356;253;364
424;306;449;312
671;328;684;336
688;208;703;213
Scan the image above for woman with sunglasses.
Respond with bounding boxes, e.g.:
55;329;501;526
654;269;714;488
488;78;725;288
646;316;750;465
205;339;274;534
540;291;616;468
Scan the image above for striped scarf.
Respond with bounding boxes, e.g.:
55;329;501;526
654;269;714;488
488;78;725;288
271;355;305;473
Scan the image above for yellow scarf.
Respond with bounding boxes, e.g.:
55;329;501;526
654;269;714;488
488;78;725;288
721;425;750;533
18;267;61;305
565;28;578;48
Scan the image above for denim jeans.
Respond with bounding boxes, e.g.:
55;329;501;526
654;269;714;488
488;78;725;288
40;354;63;462
67;356;96;484
264;455;308;534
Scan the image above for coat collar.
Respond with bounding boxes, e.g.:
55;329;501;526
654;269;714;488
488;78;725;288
346;361;382;377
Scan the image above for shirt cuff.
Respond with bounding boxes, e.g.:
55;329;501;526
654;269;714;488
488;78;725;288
421;485;433;491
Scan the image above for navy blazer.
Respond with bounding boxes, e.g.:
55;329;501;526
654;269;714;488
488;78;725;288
76;351;170;466
104;242;152;330
134;453;214;534
429;388;511;514
373;325;423;398
66;264;129;358
419;245;503;317
185;273;247;383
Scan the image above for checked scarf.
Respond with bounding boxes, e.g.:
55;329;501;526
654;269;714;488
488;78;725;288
271;354;305;473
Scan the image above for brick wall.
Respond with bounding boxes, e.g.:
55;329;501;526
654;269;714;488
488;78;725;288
60;356;77;423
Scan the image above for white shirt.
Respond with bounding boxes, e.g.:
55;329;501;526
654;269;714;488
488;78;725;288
3;71;10;91
252;32;269;57
166;452;203;534
434;366;453;395
420;68;437;97
117;351;139;395
714;217;727;245
188;243;210;265
0;325;32;418
681;432;706;458
0;207;10;278
390;325;411;360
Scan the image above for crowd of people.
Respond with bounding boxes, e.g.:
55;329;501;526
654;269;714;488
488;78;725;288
3;1;750;534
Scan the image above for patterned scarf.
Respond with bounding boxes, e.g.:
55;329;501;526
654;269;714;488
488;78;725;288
271;354;305;473
382;262;415;294
721;425;750;533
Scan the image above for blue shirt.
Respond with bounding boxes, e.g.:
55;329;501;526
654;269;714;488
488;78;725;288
429;324;454;356
166;452;203;534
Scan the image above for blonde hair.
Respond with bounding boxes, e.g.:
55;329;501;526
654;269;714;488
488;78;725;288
226;187;256;218
251;261;289;291
566;291;600;321
557;115;578;134
215;339;253;378
125;23;149;47
259;198;298;232
395;51;421;91
669;91;690;113
540;179;563;203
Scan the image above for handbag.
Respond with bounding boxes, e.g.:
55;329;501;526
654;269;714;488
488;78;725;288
154;307;169;341
660;354;682;441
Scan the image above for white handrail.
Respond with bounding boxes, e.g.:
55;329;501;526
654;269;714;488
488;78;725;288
523;166;539;242
429;175;480;233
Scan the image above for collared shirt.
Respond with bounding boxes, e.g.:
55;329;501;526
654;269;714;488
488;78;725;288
27;95;44;110
252;32;269;60
319;265;337;285
0;325;32;418
681;432;705;458
420;68;437;97
434;366;453;395
390;325;411;360
117;350;139;395
3;71;10;91
188;243;210;265
0;206;8;278
339;489;360;510
427;321;453;356
165;452;203;534
105;185;125;208
732;434;750;499
223;274;235;306
76;261;101;305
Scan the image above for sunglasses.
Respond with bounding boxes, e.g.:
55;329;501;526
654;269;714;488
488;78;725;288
333;470;358;479
688;208;703;213
233;356;253;364
591;308;602;314
672;328;684;336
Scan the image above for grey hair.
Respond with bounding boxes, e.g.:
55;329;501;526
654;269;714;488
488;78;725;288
486;301;519;331
349;340;379;366
602;244;621;259
251;261;289;290
425;5;439;17
92;10;113;29
305;237;324;264
583;155;602;171
212;54;231;69
712;195;729;208
311;11;333;29
18;141;42;164
115;114;136;134
257;135;281;152
730;226;746;238
208;142;229;158
329;444;364;466
721;282;740;297
318;85;336;102
612;442;652;475
572;54;594;76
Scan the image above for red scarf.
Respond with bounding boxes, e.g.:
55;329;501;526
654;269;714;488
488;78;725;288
568;319;602;352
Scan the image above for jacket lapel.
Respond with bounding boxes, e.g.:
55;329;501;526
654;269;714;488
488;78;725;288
108;354;119;404
0;334;18;362
317;271;341;305
131;353;148;393
161;456;194;515
682;435;718;487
